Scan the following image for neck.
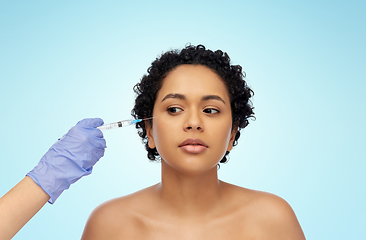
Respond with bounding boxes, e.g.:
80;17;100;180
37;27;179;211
156;160;222;217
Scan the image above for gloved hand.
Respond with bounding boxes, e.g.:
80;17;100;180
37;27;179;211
27;118;106;204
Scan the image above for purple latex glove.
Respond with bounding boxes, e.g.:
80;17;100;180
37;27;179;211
27;118;106;204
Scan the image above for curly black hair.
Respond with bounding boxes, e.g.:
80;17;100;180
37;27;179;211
131;44;254;163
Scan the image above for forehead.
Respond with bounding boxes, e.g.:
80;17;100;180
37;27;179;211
156;64;230;101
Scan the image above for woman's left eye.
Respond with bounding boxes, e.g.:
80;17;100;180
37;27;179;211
203;108;220;114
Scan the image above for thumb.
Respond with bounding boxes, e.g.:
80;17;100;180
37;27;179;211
76;118;104;128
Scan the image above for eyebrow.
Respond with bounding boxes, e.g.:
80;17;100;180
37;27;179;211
161;93;226;104
202;95;226;104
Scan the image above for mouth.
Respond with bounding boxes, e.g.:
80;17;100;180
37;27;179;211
179;138;208;154
179;138;208;147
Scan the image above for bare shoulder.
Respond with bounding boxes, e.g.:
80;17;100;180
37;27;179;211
81;185;158;240
221;182;306;240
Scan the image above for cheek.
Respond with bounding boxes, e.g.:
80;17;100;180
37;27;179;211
209;120;233;148
152;120;176;151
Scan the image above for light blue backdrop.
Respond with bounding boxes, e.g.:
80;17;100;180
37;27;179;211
1;1;365;239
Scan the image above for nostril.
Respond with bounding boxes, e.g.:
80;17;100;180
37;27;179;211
186;126;202;130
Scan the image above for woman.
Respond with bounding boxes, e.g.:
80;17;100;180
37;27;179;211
81;45;305;239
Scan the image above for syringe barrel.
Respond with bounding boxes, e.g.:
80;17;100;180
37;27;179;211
97;120;133;131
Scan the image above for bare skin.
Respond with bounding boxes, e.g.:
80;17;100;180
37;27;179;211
0;176;50;240
82;179;305;239
82;65;305;239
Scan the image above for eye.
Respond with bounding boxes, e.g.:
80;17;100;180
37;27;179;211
167;107;183;114
203;108;220;114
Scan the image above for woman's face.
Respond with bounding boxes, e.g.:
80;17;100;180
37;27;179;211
146;64;237;175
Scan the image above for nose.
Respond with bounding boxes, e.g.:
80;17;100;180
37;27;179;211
184;110;204;132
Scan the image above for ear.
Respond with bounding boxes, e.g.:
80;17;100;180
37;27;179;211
145;120;156;149
227;127;238;152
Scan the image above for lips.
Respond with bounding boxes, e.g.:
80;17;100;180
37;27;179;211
179;138;208;154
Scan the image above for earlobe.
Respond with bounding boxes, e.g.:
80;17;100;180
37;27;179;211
227;127;238;152
146;122;156;149
148;136;156;149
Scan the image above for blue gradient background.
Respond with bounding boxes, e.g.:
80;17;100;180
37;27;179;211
1;1;365;239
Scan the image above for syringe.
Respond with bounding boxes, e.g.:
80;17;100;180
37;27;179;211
97;117;154;131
